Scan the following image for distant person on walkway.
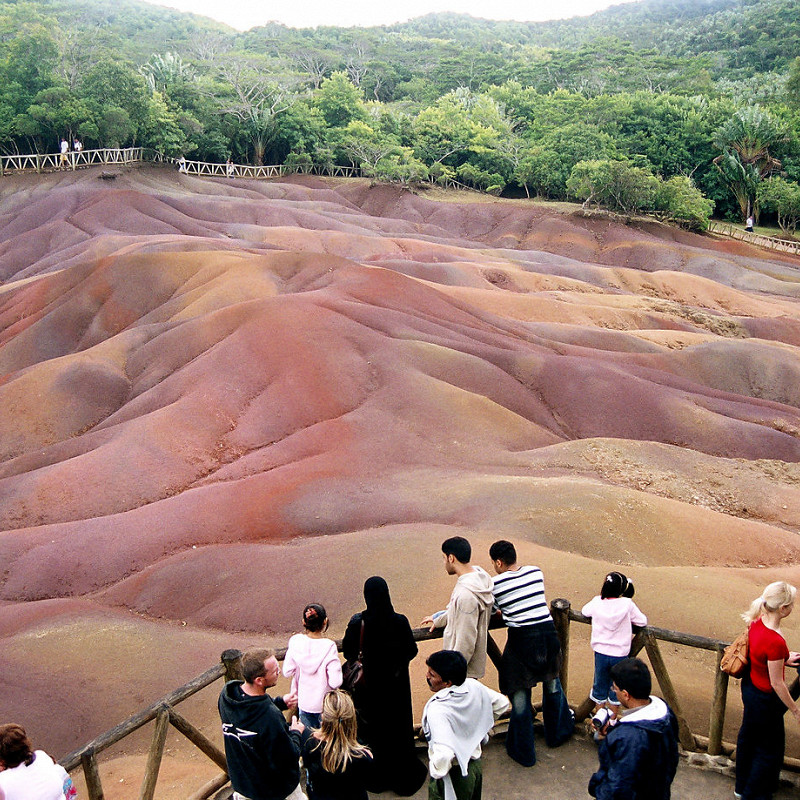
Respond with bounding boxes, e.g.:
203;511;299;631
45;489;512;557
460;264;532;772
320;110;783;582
302;689;373;800
343;576;426;795
735;581;800;800
422;650;510;800
582;572;647;729
283;603;342;729
746;215;755;232
588;658;679;800
73;138;82;153
489;540;573;767
226;158;236;177
177;155;187;173
218;648;309;800
59;138;69;169
421;537;494;678
0;724;74;800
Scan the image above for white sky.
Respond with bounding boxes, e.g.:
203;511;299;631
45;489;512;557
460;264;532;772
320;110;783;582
142;0;639;31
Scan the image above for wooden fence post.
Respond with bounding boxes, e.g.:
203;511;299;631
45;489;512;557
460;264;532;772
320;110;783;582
167;706;228;771
708;648;729;756
221;649;243;682
644;633;695;751
81;748;104;800
551;599;571;694
139;706;170;800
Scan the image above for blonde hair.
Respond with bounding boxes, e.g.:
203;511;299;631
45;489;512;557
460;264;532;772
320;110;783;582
742;581;797;623
313;689;371;773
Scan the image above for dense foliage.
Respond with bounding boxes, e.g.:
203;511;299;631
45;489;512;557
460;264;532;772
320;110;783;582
1;0;800;227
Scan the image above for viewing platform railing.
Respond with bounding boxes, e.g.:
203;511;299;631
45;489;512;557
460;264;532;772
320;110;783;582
706;221;800;255
57;600;800;800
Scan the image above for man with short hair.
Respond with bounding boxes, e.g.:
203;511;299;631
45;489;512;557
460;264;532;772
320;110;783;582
489;539;573;766
589;657;679;800
218;648;308;800
421;536;494;678
422;650;510;800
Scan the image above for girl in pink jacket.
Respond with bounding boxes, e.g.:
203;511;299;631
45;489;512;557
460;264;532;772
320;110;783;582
581;572;647;727
283;603;343;728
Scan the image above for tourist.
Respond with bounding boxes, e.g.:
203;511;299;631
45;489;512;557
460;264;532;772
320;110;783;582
226;158;236;177
582;572;647;731
302;689;373;800
735;581;800;800
0;724;75;800
421;537;494;678
588;658;679;800
489;539;573;767
746;215;755;232
59;139;69;170
218;649;309;800
422;649;510;800
342;576;426;795
283;603;342;729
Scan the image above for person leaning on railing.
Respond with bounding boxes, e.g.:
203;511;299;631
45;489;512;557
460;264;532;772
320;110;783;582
735;581;800;800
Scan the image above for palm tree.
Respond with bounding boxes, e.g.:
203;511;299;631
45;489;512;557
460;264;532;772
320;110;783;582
712;106;786;221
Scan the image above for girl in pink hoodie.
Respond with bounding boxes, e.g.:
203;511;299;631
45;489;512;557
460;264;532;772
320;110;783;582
581;572;647;727
283;603;343;728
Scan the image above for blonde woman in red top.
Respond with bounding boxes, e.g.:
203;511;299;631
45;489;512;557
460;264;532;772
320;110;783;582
735;581;800;800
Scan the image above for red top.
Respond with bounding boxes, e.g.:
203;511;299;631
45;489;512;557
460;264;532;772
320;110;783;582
748;618;789;693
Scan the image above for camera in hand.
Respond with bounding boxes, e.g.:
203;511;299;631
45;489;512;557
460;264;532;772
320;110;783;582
591;708;611;730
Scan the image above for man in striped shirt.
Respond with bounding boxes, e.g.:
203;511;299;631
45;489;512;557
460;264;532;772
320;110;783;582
489;540;574;767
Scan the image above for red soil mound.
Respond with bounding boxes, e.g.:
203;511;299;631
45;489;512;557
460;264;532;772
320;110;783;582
2;166;800;758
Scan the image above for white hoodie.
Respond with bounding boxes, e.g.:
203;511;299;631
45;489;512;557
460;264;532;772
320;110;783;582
282;634;343;713
434;566;495;678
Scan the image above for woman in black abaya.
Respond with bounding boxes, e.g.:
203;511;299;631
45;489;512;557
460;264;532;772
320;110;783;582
342;576;427;796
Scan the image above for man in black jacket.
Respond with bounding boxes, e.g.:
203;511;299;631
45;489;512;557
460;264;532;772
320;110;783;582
589;658;679;800
219;648;309;800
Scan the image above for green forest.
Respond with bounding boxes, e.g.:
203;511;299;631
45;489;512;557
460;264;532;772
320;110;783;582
2;0;800;230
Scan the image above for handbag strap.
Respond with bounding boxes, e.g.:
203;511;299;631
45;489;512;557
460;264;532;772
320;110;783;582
358;619;365;659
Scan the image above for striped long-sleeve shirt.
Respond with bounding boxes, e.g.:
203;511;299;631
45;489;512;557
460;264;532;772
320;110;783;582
491;565;553;628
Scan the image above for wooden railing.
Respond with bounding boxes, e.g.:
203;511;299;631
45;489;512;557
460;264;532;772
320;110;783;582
0;147;152;175
707;221;800;256
57;601;800;800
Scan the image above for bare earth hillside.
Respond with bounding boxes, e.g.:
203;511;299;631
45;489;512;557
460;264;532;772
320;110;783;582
2;165;800;775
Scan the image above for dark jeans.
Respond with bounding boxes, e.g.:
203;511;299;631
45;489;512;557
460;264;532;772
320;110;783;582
506;677;574;766
735;675;787;800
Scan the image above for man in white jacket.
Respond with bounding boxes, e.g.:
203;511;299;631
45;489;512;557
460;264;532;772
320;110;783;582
422;649;510;800
422;536;495;678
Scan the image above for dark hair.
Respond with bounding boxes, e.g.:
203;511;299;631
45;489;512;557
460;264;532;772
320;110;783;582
442;536;471;564
303;603;328;633
610;657;651;700
426;650;468;686
489;540;516;565
0;724;34;769
241;648;275;683
601;571;634;599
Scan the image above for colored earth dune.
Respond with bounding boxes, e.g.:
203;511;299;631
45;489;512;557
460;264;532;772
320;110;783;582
2;166;800;767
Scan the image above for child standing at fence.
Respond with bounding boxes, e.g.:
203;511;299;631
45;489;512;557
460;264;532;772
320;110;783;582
581;572;647;732
283;603;343;729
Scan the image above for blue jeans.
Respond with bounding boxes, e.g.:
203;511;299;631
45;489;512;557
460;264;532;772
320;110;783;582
591;653;625;705
506;678;573;766
299;710;321;729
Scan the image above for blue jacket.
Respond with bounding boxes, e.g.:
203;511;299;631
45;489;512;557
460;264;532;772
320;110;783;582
589;697;679;800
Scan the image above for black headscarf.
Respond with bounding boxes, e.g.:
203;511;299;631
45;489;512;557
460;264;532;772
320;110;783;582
362;576;395;622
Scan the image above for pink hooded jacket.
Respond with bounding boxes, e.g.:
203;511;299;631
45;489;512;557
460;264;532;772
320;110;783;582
283;634;343;713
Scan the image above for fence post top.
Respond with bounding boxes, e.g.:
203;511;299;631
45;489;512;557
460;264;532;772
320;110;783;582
221;648;242;662
551;598;571;611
